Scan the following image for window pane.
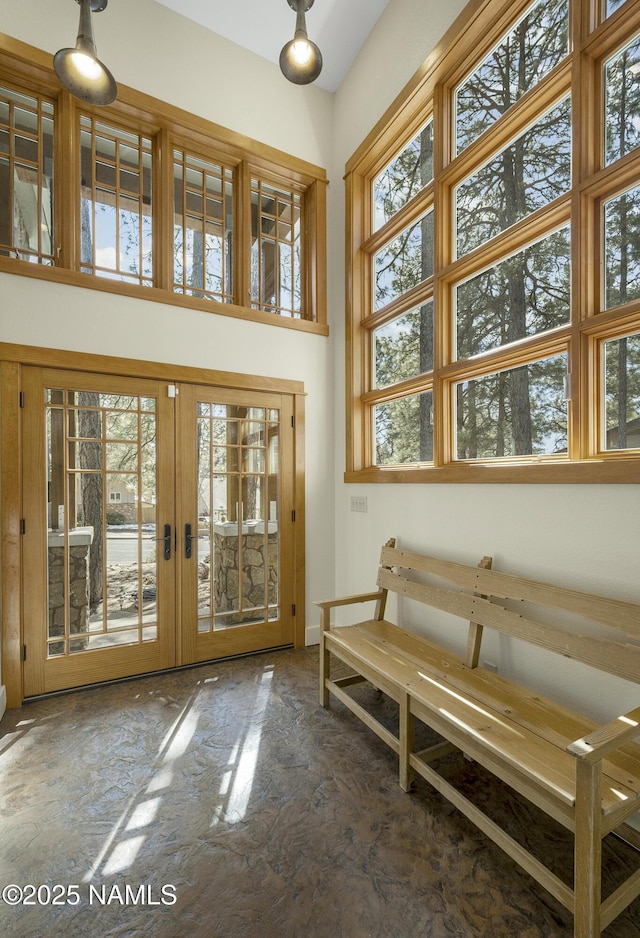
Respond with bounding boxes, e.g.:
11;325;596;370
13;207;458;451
373;120;433;230
604;333;640;450
604;0;627;18
373;302;433;388
173;151;234;303
604;184;640;309
0;85;54;264
455;0;569;154
604;35;640;165
456;97;571;257
251;179;302;318
456;227;571;359
374;212;433;312
374;391;433;465
455;354;568;459
80;117;153;286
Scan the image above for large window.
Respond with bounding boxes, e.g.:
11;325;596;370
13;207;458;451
0;41;327;334
347;0;640;482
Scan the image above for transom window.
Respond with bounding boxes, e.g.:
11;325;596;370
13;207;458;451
0;84;54;265
80;117;153;286
0;45;327;332
346;0;640;481
173;150;234;304
250;179;302;319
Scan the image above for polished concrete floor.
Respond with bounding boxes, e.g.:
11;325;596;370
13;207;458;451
1;646;640;937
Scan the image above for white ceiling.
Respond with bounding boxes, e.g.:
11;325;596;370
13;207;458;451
151;0;390;93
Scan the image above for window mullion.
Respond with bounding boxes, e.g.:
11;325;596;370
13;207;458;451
236;160;252;309
56;90;79;272
154;127;172;293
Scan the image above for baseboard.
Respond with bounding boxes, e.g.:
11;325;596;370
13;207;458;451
0;684;6;724
305;624;320;646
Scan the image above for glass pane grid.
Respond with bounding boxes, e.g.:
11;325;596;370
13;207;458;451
0;84;54;263
80;116;153;287
173;150;234;303
196;404;280;634
46;388;158;658
250;178;302;318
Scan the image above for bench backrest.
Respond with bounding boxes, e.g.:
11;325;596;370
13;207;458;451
377;544;640;685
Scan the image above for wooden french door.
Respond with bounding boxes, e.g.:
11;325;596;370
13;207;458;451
21;367;297;696
176;385;295;663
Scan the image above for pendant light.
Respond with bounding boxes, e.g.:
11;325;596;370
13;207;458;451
279;0;323;85
54;0;117;106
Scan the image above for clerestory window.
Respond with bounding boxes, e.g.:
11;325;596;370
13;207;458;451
0;43;327;334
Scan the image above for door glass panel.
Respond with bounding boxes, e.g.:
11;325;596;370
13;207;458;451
195;403;280;634
46;388;159;657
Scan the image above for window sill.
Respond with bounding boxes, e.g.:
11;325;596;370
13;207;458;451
345;458;640;484
0;258;330;338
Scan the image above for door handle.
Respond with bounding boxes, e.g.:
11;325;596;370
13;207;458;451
155;523;172;560
185;523;194;559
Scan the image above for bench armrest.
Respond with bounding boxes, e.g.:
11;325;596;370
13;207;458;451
315;590;385;632
315;590;383;610
567;705;640;762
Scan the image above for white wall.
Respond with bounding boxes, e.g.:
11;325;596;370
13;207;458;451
0;0;338;710
1;0;639;729
330;0;640;726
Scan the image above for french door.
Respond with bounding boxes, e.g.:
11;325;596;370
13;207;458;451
21;367;297;696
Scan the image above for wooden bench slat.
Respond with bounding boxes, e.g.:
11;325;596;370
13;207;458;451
377;567;640;686
382;546;640;639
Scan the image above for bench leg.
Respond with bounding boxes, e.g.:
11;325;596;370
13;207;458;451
399;692;414;792
319;630;330;708
574;759;602;938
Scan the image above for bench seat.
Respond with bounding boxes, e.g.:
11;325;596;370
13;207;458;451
327;619;640;821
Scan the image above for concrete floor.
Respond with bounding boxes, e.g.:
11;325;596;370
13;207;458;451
1;646;640;937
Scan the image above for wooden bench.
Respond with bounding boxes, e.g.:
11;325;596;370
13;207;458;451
317;539;640;938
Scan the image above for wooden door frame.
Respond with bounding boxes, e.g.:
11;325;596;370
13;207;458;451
0;342;306;708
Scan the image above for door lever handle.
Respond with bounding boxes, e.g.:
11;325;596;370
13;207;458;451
185;523;194;559
155;523;172;560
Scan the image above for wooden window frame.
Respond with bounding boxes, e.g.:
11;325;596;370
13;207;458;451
0;33;328;337
345;0;640;483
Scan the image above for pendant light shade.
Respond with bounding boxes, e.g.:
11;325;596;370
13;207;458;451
54;0;117;106
279;0;323;85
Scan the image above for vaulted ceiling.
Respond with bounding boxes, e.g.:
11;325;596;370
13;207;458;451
151;0;390;93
